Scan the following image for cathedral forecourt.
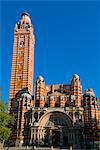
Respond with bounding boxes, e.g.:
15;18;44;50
8;12;100;149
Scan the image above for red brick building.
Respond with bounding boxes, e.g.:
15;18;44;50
8;12;100;149
8;12;35;144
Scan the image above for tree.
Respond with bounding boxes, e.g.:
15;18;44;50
0;100;15;148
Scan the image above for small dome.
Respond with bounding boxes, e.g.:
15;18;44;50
37;75;44;81
21;12;31;24
85;88;95;96
21;93;32;99
73;74;79;79
21;12;30;18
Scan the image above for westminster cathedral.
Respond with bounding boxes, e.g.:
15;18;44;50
8;12;100;149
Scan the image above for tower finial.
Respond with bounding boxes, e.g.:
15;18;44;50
21;11;30;18
20;11;31;25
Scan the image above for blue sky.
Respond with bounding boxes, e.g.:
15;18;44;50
0;0;100;108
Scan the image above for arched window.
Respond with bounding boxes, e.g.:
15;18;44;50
20;41;24;48
34;112;38;121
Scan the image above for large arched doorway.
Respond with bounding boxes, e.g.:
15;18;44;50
37;111;73;147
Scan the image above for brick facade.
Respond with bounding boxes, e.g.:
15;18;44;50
8;12;100;149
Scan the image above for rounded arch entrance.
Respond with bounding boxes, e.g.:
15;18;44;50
37;111;73;147
38;110;73;127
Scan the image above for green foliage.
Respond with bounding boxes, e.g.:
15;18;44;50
0;100;15;144
0;126;11;141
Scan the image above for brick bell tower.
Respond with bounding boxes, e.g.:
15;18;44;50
8;12;35;113
70;74;82;107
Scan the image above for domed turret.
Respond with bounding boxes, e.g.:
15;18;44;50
73;74;79;80
14;11;33;32
70;73;82;107
20;11;31;24
83;88;98;128
85;88;95;97
35;76;46;107
21;12;30;18
71;74;80;84
37;75;44;82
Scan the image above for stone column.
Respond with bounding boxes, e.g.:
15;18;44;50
34;129;36;144
60;128;63;147
30;127;33;145
39;129;43;145
49;129;52;146
82;114;84;122
37;129;39;145
42;129;45;145
73;112;76;124
38;112;40;120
